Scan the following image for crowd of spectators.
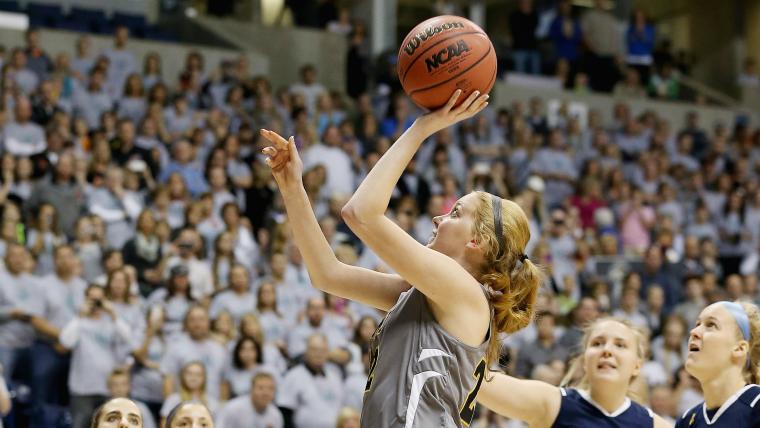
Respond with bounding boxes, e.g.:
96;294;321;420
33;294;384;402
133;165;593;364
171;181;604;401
0;7;759;428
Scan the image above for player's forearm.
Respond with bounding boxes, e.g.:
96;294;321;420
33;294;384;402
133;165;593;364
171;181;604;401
281;185;341;289
343;120;431;221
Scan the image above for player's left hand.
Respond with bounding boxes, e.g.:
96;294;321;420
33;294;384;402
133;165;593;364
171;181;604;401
415;89;489;135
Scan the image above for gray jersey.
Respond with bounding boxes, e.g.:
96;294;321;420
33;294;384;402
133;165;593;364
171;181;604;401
362;288;489;428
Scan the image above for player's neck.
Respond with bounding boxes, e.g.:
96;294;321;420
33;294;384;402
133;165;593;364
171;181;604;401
702;371;747;410
588;386;627;414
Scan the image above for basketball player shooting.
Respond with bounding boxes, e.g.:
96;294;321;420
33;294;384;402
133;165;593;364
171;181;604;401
260;89;541;427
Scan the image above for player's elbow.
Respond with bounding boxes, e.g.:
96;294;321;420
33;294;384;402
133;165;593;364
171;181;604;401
341;203;376;229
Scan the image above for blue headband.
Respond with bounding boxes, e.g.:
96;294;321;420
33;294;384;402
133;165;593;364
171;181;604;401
720;301;751;342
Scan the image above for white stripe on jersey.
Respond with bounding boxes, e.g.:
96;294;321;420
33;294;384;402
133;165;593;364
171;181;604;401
405;371;444;428
418;348;452;362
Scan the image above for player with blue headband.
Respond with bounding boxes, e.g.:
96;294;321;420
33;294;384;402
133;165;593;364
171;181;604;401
677;301;760;427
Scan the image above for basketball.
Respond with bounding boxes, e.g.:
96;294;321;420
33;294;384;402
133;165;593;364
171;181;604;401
397;15;497;110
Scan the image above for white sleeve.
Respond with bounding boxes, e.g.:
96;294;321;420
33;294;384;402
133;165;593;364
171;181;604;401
59;318;82;349
89;203;126;222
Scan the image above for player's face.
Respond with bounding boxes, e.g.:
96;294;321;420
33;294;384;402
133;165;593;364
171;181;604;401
583;320;641;387
428;193;478;258
96;398;142;428
168;404;213;428
686;303;747;381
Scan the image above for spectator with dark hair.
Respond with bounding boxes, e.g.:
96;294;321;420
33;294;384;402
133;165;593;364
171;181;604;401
509;0;540;74
24;28;53;80
625;9;656;84
638;246;682;314
515;311;568;378
549;0;583;68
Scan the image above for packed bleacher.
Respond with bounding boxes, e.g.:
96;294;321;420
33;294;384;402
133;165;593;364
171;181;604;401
0;2;759;428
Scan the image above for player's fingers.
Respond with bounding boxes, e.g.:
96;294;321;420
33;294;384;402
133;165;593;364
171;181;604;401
260;129;289;150
443;89;462;112
453;90;480;114
262;146;277;157
467;94;489;114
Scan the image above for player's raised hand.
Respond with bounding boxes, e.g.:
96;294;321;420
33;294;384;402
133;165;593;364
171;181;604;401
415;89;489;135
260;129;304;192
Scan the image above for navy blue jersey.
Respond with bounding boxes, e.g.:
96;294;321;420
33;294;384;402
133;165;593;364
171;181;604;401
676;384;760;428
552;388;654;428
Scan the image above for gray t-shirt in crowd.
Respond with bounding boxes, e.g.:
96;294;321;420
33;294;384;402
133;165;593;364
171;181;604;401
40;274;87;331
286;321;348;358
216;395;283;428
223;364;279;398
2;120;46;156
276;363;344;428
0;271;45;348
160;334;227;399
209;290;256;326
59;315;132;395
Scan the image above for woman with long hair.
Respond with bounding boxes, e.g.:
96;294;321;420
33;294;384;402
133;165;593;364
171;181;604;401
159;362;217;428
676;301;760;426
261;89;541;426
478;317;671;427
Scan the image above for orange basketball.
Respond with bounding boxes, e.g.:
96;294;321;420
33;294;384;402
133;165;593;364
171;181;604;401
397;15;497;111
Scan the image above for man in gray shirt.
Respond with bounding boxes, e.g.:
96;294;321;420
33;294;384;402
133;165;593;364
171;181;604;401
0;244;44;380
286;297;349;364
515;311;570;378
29;245;87;423
26;152;87;237
277;334;344;428
217;372;283;428
2;96;46;156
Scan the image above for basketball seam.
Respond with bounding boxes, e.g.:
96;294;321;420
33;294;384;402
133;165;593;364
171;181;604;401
408;42;494;96
400;30;487;84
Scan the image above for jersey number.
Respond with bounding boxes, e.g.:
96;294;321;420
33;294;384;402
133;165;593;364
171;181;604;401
459;359;486;425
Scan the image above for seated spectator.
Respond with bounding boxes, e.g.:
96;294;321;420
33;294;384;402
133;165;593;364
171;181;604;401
221;336;279;399
515;311;568;378
277;334;344;428
3;96;46;156
210;264;256;326
287;297;350;364
217;372;283;428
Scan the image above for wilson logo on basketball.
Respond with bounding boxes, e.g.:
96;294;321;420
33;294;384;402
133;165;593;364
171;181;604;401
425;40;471;72
403;21;466;56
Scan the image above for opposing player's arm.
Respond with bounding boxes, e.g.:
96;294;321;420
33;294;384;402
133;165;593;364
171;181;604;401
653;414;674;428
477;372;560;427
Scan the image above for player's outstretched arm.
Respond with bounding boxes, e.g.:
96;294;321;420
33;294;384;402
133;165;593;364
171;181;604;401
261;129;409;311
477;371;560;427
340;91;491;324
